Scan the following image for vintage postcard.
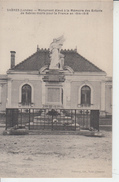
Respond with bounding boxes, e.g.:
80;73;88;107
0;0;113;178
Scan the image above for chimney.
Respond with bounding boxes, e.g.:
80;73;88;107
37;45;40;52
74;46;77;52
10;51;16;69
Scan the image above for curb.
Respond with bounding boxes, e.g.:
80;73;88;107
2;129;103;137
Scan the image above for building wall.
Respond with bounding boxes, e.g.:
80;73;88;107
33;80;42;108
11;80;20;107
105;84;112;115
70;81;101;109
9;79;42;108
0;83;7;112
0;72;112;115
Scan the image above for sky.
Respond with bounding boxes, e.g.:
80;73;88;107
0;1;113;76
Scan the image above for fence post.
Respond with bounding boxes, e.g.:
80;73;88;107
21;108;22;127
75;110;76;131
52;115;53;130
11;109;13;127
29;109;30;130
90;110;99;131
6;109;8;130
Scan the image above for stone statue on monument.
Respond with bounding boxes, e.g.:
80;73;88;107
49;35;65;70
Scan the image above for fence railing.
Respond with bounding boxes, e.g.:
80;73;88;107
6;108;99;131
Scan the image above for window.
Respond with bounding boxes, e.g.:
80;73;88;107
21;84;31;105
47;87;63;104
81;85;91;106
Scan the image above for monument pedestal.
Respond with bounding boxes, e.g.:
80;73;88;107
42;69;65;82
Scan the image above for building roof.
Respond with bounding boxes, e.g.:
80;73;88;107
10;49;105;73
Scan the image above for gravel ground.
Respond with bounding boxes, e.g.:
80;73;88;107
0;128;112;178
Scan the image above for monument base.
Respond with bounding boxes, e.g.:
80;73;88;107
42;69;65;82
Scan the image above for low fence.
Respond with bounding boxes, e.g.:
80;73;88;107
6;108;99;131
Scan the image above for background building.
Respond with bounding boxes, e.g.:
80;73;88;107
0;47;112;116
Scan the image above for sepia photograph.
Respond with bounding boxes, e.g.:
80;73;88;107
0;0;113;178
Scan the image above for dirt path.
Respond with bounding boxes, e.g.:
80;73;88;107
0;128;112;178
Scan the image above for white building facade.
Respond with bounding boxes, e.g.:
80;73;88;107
0;48;112;116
